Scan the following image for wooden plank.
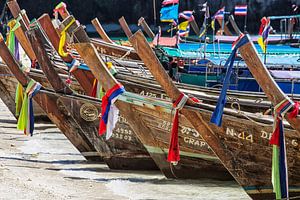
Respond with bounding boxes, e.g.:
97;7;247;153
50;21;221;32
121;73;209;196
137;17;155;39
0;33;98;161
91;18;114;44
27;27;73;94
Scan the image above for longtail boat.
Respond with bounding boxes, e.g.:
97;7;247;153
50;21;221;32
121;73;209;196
4;2;298;198
26;22;158;170
0;34;104;162
127;27;300;199
3;4;158;169
3;6;158;170
55;14;237;180
35;9;300;115
60;13;300;199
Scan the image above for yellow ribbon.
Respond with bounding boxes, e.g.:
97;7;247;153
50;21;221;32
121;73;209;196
58;18;75;57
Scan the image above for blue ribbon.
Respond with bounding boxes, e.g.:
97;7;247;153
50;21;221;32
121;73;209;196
29;84;42;136
65;59;90;71
279;120;288;198
210;35;250;126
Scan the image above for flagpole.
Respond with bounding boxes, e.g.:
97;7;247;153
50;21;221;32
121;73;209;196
244;13;247;32
153;0;157;27
264;43;268;64
244;1;249;32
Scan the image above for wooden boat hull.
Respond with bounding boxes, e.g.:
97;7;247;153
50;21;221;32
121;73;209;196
0;63;157;170
126;87;300;198
0;64;46;119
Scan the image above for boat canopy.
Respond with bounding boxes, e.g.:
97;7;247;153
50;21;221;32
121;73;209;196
270;70;300;79
268;14;300;20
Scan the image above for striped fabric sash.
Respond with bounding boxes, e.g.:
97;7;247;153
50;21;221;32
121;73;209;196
99;83;125;140
17;80;42;136
269;98;298;199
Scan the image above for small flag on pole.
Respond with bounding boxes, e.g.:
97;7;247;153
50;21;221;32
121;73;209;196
213;7;225;19
177;21;190;37
257;17;271;53
179;11;194;22
160;4;179;24
234;5;248;16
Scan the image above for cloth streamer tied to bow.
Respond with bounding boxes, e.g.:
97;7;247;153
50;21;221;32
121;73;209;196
168;93;201;165
269;99;299;199
210;34;249;126
17;79;42;136
58;18;76;57
99;83;125;140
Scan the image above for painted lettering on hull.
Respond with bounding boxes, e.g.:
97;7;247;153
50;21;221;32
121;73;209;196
140;90;171;101
112;127;133;142
226;127;298;146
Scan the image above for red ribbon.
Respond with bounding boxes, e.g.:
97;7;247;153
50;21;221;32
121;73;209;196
167;93;200;164
53;4;66;16
259;17;269;35
269;118;280;146
288;102;299;119
167;108;180;163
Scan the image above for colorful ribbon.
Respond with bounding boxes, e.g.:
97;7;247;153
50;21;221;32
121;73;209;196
99;83;125;140
58;18;75;57
210;34;249;126
53;2;67;16
106;62;117;76
269;99;295;199
167;93;201;165
7;20;24;117
17;80;42;136
167;93;189;165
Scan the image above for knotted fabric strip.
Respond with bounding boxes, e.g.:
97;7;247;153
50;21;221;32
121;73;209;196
67;59;80;73
65;58;89;73
58;18;75;57
269;98;294;199
7;19;24;117
53;2;67;16
99;83;125;140
288;102;299;119
167;93;189;165
210;34;249;126
17;79;42;136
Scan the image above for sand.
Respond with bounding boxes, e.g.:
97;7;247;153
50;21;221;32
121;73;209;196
0;99;249;200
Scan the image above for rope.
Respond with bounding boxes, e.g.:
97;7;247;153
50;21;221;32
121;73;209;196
230;101;273;127
119;49;132;60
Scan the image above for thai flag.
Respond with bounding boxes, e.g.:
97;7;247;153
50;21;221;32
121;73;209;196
99;83;125;140
178;27;190;37
213;7;225;19
179;11;194;22
234;5;247;16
